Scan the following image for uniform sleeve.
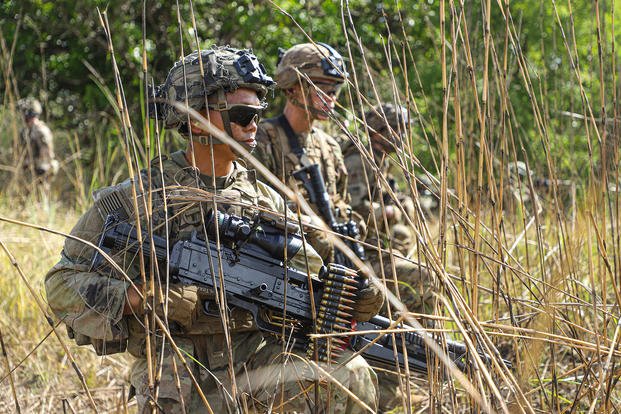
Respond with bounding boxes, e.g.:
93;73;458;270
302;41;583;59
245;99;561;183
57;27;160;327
326;135;353;216
45;205;130;341
344;145;399;224
331;138;350;203
254;123;276;173
257;181;324;278
343;149;369;215
301;219;335;264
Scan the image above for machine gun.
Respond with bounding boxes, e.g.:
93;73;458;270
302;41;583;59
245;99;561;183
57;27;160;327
93;211;510;373
292;163;366;267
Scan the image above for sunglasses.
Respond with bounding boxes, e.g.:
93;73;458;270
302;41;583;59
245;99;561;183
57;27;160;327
208;103;267;127
312;81;342;98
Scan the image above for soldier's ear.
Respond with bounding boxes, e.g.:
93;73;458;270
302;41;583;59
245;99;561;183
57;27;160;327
285;85;301;99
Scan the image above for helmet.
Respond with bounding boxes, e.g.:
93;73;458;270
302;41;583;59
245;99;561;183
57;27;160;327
276;42;348;90
18;98;42;119
151;46;274;131
365;104;410;136
365;104;411;153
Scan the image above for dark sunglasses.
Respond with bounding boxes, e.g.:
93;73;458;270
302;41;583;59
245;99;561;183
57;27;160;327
313;81;341;98
208;103;267;127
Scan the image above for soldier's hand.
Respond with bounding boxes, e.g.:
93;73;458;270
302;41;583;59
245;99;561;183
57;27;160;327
307;226;335;262
352;279;384;322
156;284;200;330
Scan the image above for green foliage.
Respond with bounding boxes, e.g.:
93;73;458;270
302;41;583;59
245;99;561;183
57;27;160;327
0;0;619;197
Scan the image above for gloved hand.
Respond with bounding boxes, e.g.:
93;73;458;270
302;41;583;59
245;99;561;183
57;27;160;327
352;279;384;321
186;286;257;335
156;284;200;330
306;224;335;263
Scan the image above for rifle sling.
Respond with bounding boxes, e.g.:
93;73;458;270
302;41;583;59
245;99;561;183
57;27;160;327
276;114;312;168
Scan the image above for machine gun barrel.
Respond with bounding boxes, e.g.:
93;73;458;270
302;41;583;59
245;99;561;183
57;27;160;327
352;315;512;374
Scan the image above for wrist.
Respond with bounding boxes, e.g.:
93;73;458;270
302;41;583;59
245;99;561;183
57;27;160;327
123;284;143;315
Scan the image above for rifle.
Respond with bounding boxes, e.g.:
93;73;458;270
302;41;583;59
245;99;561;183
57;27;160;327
292;163;366;267
93;211;510;373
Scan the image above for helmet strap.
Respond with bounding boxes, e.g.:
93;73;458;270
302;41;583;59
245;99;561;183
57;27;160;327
218;90;236;141
197;89;234;146
209;89;255;155
287;82;326;119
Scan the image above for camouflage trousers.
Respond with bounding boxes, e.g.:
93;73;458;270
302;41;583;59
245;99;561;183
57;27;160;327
130;331;378;413
366;248;434;413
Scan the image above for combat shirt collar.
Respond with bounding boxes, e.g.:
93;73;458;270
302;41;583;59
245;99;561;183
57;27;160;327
294;127;316;148
199;165;239;190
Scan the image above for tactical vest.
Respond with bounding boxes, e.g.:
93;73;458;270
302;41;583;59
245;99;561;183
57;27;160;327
148;151;261;237
341;143;416;254
258;117;349;215
83;151;264;367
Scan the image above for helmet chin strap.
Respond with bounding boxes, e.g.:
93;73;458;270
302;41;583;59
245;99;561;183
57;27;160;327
288;83;328;120
217;89;236;142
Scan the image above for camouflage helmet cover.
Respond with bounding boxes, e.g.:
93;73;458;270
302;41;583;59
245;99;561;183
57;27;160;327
152;46;274;130
276;42;348;90
18;98;42;118
364;103;410;136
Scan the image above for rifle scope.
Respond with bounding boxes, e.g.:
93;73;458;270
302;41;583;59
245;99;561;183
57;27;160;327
205;210;303;261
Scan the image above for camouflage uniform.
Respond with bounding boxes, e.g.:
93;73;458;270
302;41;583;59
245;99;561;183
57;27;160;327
343;105;432;412
254;43;384;411
46;151;377;413
255;121;351;261
344;140;416;251
18;98;58;187
343;105;432;314
45;47;378;413
254;43;359;265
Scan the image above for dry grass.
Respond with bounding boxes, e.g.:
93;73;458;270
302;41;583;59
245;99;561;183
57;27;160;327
0;189;619;413
0;198;132;413
2;2;621;413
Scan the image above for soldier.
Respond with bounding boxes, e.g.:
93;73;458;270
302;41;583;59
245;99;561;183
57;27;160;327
17;97;59;192
343;104;433;412
503;161;543;216
255;44;420;413
345;104;415;245
254;42;359;265
343;104;433;311
45;47;382;413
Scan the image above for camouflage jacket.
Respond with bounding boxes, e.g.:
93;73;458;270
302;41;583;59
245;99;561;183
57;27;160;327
342;140;415;254
255;117;353;260
45;150;322;360
20;118;56;174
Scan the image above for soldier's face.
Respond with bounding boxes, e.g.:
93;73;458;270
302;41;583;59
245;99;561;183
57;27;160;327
192;88;261;148
370;132;394;155
292;79;340;121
